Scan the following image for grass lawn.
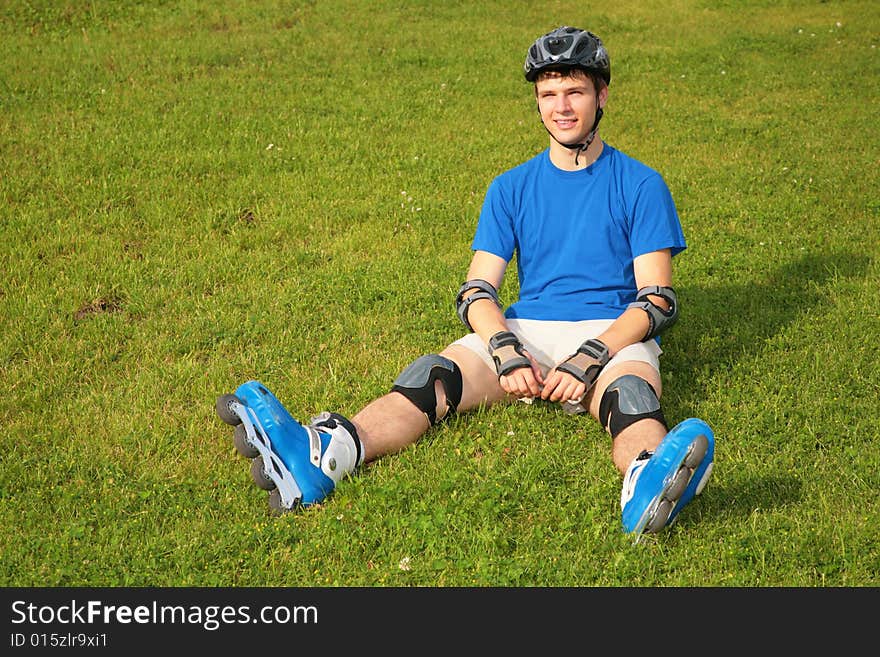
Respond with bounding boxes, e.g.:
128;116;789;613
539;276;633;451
1;0;878;587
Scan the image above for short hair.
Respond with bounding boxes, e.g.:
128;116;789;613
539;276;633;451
534;66;606;92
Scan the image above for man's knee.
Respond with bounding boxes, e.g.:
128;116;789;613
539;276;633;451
598;374;667;438
391;354;463;426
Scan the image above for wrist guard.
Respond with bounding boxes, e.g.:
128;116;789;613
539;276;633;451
556;338;610;389
488;331;531;377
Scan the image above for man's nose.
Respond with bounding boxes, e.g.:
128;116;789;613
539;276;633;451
554;94;572;113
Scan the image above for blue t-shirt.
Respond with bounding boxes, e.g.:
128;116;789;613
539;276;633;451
471;144;686;321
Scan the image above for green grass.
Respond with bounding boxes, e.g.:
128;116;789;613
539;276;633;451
1;0;878;587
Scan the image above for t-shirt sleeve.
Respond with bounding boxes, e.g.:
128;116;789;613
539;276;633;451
629;173;687;258
471;176;516;262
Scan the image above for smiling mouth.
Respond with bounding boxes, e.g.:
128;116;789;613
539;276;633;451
555;118;578;129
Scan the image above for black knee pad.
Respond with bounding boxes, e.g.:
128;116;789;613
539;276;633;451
391;354;463;426
599;374;667;438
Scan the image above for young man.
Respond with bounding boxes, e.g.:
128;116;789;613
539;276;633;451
216;26;715;539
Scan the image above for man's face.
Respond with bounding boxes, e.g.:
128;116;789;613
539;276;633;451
535;70;607;145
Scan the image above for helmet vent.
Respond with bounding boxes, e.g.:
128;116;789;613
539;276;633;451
547;35;572;55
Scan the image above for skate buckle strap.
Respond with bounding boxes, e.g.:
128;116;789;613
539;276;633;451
307;426;322;466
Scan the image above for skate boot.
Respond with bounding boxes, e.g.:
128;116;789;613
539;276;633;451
620;417;715;541
215;380;363;513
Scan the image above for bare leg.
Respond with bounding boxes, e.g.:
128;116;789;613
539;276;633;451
585;360;667;474
351;392;429;462
352;344;508;462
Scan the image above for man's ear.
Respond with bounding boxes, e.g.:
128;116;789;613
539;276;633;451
598;83;609;109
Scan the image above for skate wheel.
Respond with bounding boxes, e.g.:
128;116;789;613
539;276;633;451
233;424;259;458
250;457;276;491
268;489;296;515
645;499;673;533
665;466;691;502
216;394;242;426
683;434;709;469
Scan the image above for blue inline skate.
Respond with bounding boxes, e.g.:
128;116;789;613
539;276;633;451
620;418;715;540
215;380;363;513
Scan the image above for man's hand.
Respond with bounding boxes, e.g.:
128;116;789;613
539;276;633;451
540;338;610;404
489;331;545;399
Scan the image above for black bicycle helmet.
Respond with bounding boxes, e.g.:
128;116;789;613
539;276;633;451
524;26;611;85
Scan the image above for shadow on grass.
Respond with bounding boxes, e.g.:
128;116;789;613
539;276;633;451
691;473;804;524
666;249;871;414
665;250;870;518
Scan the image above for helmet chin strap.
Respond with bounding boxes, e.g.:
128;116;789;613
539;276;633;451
544;106;604;167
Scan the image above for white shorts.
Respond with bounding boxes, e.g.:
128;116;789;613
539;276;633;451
452;318;661;377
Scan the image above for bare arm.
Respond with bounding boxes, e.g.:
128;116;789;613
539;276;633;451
594;248;673;353
459;250;509;343
460;250;545;397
